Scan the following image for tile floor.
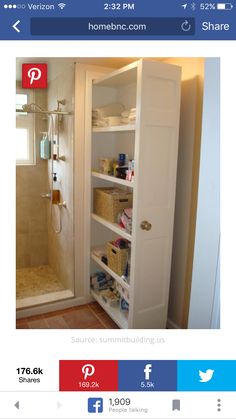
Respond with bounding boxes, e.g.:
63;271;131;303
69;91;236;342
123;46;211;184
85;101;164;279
16;265;65;299
16;302;119;329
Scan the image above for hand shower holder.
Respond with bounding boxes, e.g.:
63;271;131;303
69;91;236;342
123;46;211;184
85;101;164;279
57;201;67;209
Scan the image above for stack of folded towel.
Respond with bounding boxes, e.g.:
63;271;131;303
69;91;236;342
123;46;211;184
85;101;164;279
92;103;124;127
120;108;136;125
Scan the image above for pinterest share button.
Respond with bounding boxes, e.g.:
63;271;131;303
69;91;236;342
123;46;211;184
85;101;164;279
22;63;47;89
59;360;118;391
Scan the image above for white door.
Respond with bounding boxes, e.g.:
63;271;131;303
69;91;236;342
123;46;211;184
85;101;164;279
129;60;181;328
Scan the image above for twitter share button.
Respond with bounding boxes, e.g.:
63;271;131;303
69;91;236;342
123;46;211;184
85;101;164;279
177;361;236;391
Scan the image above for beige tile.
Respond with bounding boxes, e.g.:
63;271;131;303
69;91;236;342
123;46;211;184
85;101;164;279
16;195;30;219
29;233;48;266
16;215;29;234
16;233;30;268
16;265;65;298
29;213;48;234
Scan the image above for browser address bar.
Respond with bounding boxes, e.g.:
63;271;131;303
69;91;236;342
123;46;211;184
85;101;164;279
31;17;195;36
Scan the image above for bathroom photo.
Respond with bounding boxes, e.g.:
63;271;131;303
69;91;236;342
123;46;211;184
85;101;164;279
16;57;220;329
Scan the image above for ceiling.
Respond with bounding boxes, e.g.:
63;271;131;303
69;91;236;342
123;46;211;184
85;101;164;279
16;57;139;82
16;57;165;82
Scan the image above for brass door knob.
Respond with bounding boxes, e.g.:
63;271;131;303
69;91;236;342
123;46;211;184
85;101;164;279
140;220;152;231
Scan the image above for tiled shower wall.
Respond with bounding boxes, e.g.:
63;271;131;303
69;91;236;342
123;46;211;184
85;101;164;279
16;90;48;268
47;64;74;291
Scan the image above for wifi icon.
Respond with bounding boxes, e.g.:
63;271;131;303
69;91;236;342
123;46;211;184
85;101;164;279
58;2;66;9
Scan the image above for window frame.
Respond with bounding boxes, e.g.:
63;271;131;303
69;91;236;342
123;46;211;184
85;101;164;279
16;87;36;166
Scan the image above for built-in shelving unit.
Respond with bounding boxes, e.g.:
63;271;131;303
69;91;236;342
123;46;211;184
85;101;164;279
93;61;138;87
91;213;132;241
90;289;128;329
87;59;181;328
92;171;134;188
91;251;130;292
92;124;135;133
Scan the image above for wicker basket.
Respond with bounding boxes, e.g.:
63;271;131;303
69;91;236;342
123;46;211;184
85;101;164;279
106;241;128;276
94;187;133;223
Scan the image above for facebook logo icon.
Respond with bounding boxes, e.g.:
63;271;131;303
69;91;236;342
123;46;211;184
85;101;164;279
144;363;152;380
88;398;103;413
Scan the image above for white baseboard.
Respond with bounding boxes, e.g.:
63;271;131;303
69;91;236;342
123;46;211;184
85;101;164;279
167;318;181;329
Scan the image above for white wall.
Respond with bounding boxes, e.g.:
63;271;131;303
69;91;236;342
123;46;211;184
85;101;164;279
188;58;220;329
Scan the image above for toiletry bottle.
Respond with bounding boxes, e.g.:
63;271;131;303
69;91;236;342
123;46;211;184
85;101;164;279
40;132;51;159
131;159;135;181
118;153;126;166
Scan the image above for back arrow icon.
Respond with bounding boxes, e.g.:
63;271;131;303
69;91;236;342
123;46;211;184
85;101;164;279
14;401;20;410
13;20;20;33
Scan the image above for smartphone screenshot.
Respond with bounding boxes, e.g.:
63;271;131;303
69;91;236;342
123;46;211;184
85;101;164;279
0;0;235;417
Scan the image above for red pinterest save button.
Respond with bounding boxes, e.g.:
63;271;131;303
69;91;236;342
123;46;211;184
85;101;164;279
59;360;118;391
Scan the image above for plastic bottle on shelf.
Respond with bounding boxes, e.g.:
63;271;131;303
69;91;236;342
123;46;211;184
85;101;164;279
126;160;132;182
113;161;119;177
131;159;135;181
118;153;126;166
40;132;51;159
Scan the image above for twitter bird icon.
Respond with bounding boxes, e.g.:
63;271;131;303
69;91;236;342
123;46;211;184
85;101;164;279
198;369;214;382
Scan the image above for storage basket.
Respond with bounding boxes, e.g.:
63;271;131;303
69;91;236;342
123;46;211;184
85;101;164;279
106;241;128;276
94;187;133;223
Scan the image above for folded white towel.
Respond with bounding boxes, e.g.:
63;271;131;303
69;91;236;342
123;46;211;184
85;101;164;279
92;119;108;127
92;103;124;119
120;116;136;125
121;111;130;118
120;117;130;124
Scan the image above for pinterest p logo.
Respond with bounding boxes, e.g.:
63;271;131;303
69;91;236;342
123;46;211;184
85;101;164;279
22;63;47;88
28;67;42;85
82;364;95;380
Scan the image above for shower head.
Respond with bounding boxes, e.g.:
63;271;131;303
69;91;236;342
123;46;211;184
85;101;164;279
22;104;32;112
16;103;71;115
22;103;44;113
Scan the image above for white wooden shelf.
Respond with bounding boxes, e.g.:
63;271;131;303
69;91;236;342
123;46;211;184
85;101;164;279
92;171;134;188
92;124;135;133
91;252;130;292
91;213;132;241
91;289;128;329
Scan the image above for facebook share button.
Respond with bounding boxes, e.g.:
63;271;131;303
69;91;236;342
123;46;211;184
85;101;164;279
118;361;177;391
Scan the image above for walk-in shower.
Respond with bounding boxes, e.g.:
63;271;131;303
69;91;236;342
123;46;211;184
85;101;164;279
16;62;75;310
17;100;71;234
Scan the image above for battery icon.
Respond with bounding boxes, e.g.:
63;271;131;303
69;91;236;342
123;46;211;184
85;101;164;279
217;3;233;9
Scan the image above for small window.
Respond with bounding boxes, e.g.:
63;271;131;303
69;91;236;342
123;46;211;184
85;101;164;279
16;88;35;165
16;93;28;115
16;129;29;161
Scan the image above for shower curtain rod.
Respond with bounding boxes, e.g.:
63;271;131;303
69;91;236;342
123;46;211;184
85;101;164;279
15;109;72;115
